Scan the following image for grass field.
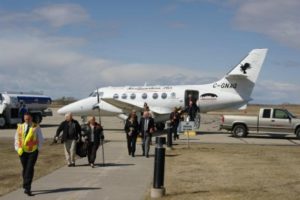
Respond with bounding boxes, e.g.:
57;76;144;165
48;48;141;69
0;138;66;197
151;144;300;200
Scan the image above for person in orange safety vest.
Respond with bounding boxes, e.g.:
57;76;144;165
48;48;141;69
14;112;44;196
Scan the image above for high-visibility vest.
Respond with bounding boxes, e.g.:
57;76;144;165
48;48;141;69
17;123;39;156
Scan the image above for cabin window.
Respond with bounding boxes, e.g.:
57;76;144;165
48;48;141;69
130;93;136;100
161;93;167;99
262;109;271;118
171;92;176;98
113;94;119;99
142;93;147;99
121;93;127;99
153;93;158;99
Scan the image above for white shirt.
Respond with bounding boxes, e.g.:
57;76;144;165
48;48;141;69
14;123;44;151
90;125;95;142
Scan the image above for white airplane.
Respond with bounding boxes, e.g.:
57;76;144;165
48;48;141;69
57;48;268;130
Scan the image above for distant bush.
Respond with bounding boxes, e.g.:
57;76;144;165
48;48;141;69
52;96;77;106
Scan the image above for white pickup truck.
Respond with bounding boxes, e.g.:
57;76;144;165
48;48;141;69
220;108;300;138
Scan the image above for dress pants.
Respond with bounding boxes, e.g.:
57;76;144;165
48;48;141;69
87;142;99;164
142;134;151;156
64;139;76;165
126;134;137;156
20;150;39;191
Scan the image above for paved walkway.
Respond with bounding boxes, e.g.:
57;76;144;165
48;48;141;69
0;141;154;200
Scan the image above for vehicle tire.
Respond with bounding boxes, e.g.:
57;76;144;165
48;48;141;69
232;124;248;137
0;117;6;128
33;114;42;124
296;128;300;139
156;123;165;131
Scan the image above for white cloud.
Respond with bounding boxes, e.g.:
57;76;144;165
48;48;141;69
253;80;300;104
0;31;216;98
233;0;300;49
0;3;90;28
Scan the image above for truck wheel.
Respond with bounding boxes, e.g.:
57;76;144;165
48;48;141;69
296;128;300;139
33;114;42;124
232;124;248;137
0;117;6;128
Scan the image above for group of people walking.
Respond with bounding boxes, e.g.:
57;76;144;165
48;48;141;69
55;113;104;168
124;110;155;158
14;99;199;197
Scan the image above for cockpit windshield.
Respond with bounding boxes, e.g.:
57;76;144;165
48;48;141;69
89;91;104;97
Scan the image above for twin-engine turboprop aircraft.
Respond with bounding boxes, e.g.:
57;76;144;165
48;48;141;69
57;49;268;130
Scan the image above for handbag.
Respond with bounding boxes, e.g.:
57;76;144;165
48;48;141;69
76;140;88;157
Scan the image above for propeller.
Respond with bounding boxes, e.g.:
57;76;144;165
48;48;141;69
96;87;105;166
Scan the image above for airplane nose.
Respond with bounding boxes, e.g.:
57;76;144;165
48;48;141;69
57;106;67;115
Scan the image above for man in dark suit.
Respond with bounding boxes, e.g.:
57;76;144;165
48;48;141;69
170;107;180;140
55;113;81;167
139;111;155;158
186;100;200;121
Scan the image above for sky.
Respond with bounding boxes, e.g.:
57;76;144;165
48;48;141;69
0;0;299;104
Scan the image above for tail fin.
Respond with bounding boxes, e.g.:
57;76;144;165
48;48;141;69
214;49;268;100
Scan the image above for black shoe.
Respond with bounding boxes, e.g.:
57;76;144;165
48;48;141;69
90;163;95;168
146;155;149;158
68;164;72;167
71;163;75;167
142;153;145;156
24;190;34;196
131;154;135;157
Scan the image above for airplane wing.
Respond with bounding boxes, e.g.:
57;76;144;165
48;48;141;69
101;98;172;115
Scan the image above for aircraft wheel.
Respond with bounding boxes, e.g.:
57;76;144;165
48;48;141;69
232;124;248;137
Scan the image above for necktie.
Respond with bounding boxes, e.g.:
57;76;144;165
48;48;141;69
25;125;30;137
144;119;148;132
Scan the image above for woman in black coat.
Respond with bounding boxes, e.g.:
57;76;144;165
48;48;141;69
124;113;139;157
83;116;104;167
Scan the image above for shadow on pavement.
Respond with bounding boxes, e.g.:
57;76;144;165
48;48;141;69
33;187;101;195
95;163;135;167
228;134;298;140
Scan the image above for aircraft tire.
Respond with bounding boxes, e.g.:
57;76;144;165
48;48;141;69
232;124;248;137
